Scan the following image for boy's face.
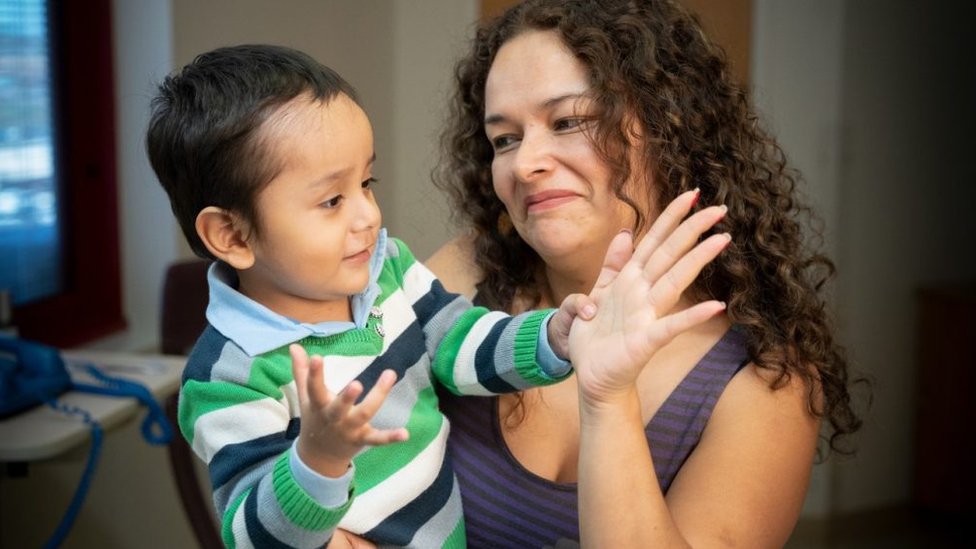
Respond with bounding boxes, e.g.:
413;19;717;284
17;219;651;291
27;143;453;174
237;93;381;323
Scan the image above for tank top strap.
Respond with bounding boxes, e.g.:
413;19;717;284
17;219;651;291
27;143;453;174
646;327;751;492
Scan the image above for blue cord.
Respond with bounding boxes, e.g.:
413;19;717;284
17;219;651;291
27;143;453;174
38;362;174;548
42;400;103;549
74;363;173;445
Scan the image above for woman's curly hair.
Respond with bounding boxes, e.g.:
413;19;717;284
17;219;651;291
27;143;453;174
433;0;864;456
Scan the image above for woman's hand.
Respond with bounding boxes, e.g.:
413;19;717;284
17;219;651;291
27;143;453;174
569;189;731;405
325;530;378;549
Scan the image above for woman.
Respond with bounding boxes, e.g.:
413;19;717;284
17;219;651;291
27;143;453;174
426;0;862;547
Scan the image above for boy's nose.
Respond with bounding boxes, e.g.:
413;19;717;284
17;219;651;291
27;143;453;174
353;192;381;231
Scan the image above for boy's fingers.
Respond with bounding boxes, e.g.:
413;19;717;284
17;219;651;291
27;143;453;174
361;427;409;446
305;355;331;407
555;293;597;326
356;370;398;417
324;380;362;421
290;344;309;397
571;294;598;320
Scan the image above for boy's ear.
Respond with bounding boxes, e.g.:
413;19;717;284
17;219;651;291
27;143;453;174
195;206;255;270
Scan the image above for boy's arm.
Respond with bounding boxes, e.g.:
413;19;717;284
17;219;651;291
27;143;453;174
545;292;598;360
388;238;574;394
179;339;357;548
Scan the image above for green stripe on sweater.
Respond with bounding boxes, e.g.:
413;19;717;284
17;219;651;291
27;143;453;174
429;306;491;395
222;488;247;549
179;379;276;446
352;386;444;493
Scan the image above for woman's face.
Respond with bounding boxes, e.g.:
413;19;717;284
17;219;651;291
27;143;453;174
484;30;645;265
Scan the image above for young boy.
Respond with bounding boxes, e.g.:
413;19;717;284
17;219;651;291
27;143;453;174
147;44;638;549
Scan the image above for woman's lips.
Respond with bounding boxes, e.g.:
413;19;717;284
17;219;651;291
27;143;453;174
525;190;579;213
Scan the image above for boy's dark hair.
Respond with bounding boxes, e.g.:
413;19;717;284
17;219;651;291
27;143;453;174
146;44;360;259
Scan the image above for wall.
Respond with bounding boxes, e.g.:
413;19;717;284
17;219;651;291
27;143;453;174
81;0;181;354
389;0;478;259
751;0;846;518
832;0;976;513
753;0;976;520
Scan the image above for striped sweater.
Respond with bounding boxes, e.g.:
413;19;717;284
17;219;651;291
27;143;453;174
178;237;568;549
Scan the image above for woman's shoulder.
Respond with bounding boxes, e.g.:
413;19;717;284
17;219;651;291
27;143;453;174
425;233;482;299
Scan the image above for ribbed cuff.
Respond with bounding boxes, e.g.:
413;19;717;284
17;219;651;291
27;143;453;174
272;450;354;530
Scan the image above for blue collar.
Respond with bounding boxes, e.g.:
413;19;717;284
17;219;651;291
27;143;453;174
205;229;387;356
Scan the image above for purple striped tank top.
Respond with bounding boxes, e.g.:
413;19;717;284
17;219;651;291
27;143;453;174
438;327;750;548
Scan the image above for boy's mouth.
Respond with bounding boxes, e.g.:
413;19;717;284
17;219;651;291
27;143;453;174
344;246;372;263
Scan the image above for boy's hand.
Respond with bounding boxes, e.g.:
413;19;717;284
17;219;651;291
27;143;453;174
548;293;597;360
290;344;409;478
570;190;731;405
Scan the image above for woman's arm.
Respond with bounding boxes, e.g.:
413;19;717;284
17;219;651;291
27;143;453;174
572;190;818;547
667;366;819;547
578;365;819;548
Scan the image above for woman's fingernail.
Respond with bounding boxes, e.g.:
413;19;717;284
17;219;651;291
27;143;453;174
583;304;596;317
690;188;702;207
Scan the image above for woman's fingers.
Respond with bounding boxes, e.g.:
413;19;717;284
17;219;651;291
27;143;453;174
591;230;635;291
641;204;727;283
648;232;732;314
656;299;728;343
631;188;700;265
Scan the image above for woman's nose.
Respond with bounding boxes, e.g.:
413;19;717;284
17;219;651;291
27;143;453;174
512;129;555;182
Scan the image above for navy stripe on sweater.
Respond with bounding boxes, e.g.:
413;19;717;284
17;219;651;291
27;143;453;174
363;452;457;545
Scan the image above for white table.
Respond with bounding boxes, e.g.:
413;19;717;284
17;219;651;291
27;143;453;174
0;350;185;463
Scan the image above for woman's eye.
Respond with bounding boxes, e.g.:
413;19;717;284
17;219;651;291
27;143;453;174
362;177;377;189
554;117;584;131
491;135;517;151
322;195;343;209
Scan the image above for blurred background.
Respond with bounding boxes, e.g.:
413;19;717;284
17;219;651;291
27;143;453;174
0;0;973;547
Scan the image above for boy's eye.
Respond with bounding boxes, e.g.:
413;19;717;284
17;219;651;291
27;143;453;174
321;195;343;209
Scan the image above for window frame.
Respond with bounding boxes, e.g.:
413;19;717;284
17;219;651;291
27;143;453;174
13;0;124;347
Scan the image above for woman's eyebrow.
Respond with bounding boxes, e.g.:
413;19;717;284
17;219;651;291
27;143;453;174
484;92;588;126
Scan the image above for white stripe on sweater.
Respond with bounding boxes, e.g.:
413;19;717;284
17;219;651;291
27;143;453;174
453;310;510;395
193;395;291;463
339;418;450;533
